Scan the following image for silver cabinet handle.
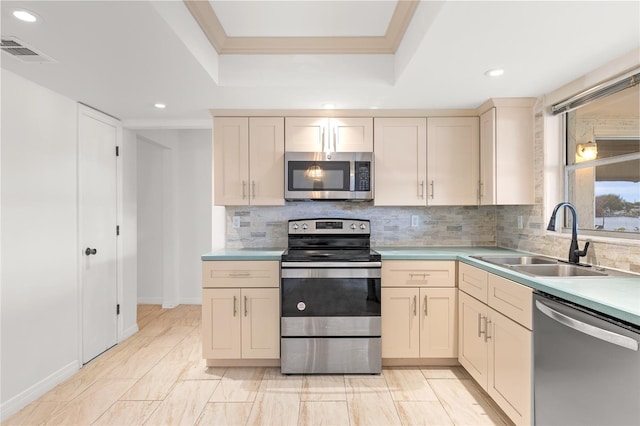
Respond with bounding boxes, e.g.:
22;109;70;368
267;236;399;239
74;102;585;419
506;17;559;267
333;128;337;152
229;272;251;277
478;313;485;338
424;295;428;316
484;318;492;342
413;295;417;316
244;296;248;317
409;272;430;279
479;181;484;198
242;181;247;199
233;296;237;317
321;127;326;152
251;181;256;199
536;300;639;351
419;181;425;199
430;180;435;199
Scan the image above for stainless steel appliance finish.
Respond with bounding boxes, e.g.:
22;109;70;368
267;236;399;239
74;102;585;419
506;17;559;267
285;152;373;201
533;292;640;426
280;218;381;374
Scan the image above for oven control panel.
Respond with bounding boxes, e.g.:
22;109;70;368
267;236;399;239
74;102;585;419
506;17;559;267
288;218;370;234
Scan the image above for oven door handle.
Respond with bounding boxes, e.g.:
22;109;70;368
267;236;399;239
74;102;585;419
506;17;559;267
281;268;381;279
535;300;639;351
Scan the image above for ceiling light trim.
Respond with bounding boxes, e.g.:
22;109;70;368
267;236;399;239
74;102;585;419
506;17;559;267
184;0;418;55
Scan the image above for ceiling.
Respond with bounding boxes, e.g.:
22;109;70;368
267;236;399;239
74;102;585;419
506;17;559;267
1;1;639;128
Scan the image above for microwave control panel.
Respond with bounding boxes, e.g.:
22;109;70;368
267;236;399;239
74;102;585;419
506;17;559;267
355;161;371;191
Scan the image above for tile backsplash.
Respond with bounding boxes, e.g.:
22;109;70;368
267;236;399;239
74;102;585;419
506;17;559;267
225;203;497;248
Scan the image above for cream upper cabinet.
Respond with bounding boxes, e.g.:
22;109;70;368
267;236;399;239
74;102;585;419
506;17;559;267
285;117;373;152
457;263;533;426
374;118;427;206
213;117;284;206
427;117;480;206
381;260;457;359
479;100;535;205
202;261;280;362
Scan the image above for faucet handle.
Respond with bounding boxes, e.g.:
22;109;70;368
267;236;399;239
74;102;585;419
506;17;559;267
575;241;590;258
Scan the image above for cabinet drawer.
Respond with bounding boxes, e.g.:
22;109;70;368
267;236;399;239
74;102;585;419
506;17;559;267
202;261;279;288
488;274;532;330
382;261;455;287
458;263;488;303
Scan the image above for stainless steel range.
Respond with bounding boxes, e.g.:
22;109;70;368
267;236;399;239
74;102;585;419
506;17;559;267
280;218;382;374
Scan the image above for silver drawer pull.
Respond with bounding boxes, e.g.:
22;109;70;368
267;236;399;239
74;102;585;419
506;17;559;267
478;313;485;337
484;319;491;342
424;295;428;316
413;295;417;316
233;296;237;317
229;272;251;277
409;273;430;278
244;296;248;317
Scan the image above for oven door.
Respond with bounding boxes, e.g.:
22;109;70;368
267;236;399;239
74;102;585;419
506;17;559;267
281;265;381;337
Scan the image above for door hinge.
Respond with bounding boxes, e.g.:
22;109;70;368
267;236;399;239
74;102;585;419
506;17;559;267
116;225;120;236
117;304;120;315
116;146;120;156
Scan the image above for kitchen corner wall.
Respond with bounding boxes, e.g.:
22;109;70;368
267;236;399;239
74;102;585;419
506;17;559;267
496;100;640;273
225;204;497;248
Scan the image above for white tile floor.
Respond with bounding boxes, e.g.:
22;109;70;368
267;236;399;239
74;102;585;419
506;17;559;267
4;305;512;425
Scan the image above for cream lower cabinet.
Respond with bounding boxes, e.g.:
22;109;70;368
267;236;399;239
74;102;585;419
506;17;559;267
381;261;457;359
202;261;280;363
458;265;532;426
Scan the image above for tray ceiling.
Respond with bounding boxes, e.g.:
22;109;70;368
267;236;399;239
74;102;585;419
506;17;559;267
185;0;419;54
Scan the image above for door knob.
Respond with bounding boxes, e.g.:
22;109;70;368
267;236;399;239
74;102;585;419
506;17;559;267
85;248;97;256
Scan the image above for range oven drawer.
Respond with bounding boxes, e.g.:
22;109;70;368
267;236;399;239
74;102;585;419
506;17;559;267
281;337;381;374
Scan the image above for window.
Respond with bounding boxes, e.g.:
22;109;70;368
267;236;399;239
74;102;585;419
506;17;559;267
565;83;640;237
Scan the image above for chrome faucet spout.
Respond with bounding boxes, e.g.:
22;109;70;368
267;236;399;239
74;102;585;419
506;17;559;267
547;202;590;264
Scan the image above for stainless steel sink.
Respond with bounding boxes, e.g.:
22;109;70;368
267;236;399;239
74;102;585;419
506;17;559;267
509;264;608;277
471;255;558;266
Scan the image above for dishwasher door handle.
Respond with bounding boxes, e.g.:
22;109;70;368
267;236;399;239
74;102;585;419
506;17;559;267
535;300;639;351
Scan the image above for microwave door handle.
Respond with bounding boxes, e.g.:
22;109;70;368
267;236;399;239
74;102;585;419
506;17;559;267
535;300;639;351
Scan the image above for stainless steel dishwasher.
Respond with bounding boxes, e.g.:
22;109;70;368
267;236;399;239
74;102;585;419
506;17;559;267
533;292;640;426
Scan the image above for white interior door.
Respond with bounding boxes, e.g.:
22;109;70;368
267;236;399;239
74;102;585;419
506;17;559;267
79;106;118;364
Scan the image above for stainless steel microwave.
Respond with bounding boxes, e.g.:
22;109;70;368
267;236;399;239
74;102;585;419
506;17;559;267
285;152;374;201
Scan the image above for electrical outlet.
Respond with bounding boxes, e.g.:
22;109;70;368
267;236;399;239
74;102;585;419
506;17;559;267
411;215;419;227
517;215;524;229
233;216;241;228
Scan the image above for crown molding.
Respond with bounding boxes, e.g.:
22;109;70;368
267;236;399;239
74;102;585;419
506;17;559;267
184;0;419;55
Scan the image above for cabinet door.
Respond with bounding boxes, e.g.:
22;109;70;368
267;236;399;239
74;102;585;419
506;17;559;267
479;108;496;205
285;117;327;152
488;308;532;426
494;106;534;205
202;288;241;359
331;118;373;152
248;117;285;206
213;117;249;206
374;118;427;206
241;288;280;359
458;291;488;389
381;287;419;358
420;288;457;358
426;117;479;206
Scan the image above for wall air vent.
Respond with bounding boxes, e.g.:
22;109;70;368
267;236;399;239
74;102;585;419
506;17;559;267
1;36;55;63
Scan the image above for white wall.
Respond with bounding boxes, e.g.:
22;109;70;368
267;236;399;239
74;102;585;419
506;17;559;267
0;70;138;419
1;70;80;414
135;129;212;305
137;138;166;304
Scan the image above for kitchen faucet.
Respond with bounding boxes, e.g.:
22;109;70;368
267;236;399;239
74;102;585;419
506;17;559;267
546;202;590;264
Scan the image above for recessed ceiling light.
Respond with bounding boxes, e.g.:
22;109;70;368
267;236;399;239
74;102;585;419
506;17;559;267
154;103;167;109
13;9;38;23
322;103;335;109
485;68;505;77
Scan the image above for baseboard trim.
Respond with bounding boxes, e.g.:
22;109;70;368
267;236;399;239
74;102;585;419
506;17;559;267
0;360;79;421
120;324;139;342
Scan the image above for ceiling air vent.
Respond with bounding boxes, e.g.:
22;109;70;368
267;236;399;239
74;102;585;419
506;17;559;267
1;36;55;63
